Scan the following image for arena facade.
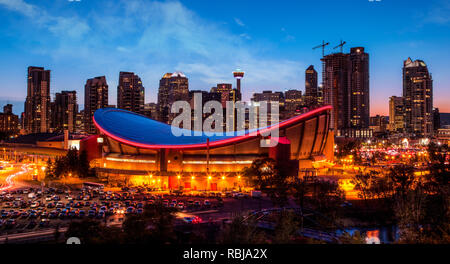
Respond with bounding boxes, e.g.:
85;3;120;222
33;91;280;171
90;106;333;191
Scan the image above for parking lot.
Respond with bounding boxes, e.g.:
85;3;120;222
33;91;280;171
0;186;268;236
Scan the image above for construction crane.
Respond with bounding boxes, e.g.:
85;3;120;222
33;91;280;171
333;40;346;53
312;40;330;57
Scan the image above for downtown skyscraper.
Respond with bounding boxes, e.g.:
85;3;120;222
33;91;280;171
389;96;405;133
305;65;318;106
349;47;370;129
0;104;19;135
322;47;370;135
24;66;51;133
52;91;78;133
157;72;189;123
117;72;145;114
84;76;108;134
403;58;433;137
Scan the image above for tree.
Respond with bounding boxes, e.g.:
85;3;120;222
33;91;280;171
394;181;427;243
121;202;178;243
273;210;299;244
243;158;291;207
309;179;345;222
388;165;415;200
77;150;93;178
351;170;377;203
45;159;57;179
65;219;123;244
370;176;393;200
142;202;177;243
47;148;95;179
339;231;365;244
219;216;266;244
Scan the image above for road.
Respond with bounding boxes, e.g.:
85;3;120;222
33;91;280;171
0;164;32;191
0;227;68;243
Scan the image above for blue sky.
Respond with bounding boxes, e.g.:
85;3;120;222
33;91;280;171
0;0;449;115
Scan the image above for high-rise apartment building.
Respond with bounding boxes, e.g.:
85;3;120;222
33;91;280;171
0;104;19;136
157;72;189;123
252;91;285;104
403;58;433;137
211;83;233;107
322;53;351;130
349;47;370;129
284;90;303;112
389;96;405;133
3;104;12;114
433;108;440;132
305;65;318;106
52;91;78;133
322;47;370;132
369;115;388;133
84;76;108;134
251;91;284;125
142;103;158;120
117;72;145;114
24;66;51;133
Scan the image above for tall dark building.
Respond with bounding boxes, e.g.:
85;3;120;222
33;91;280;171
25;66;51;133
3;104;12;114
305;65;318;106
251;91;284;125
157;72;189;123
0;104;19;136
52;91;78;133
142;103;158;121
211;83;233;107
433;108;440;132
188;90;222;130
349;47;370;129
252;91;284;103
85;76;108;134
284;90;303;115
389;96;405;133
117;72;145;114
403;58;433;137
322;47;370;131
322;53;351;130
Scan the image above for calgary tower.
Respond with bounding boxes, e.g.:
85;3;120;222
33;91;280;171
233;68;244;100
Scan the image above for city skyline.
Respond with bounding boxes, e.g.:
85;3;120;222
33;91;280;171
0;0;449;116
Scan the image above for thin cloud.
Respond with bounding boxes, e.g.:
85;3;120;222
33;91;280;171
234;17;245;27
239;33;251;40
0;0;36;17
425;1;450;25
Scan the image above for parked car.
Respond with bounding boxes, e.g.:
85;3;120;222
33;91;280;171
5;219;16;228
182;216;202;224
39;218;50;227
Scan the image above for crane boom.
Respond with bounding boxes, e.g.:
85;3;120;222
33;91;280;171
333;40;346;53
312;40;330;57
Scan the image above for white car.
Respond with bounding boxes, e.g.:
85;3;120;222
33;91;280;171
30;201;40;208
